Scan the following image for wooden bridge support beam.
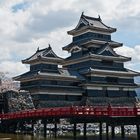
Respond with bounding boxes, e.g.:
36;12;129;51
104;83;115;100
136;124;140;140
83;122;87;139
121;125;125;139
111;126;115;139
99;122;102;140
31;120;34;134
13;122;18;134
106;123;109;140
54;121;57;138
73;123;77;139
18;120;23;133
43;120;47;137
4;122;8;133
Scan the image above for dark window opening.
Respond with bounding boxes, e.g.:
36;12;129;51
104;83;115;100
102;60;113;65
127;90;130;97
103;87;108;97
70;82;79;86
98;34;103;38
65;95;68;101
106;77;118;83
51;81;57;85
87;76;91;81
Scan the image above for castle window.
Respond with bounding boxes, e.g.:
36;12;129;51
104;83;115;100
127;90;130;97
106;77;118;83
103;87;108;97
98;34;103;38
51;81;57;85
102;60;113;65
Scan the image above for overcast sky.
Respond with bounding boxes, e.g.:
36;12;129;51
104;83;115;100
0;0;140;77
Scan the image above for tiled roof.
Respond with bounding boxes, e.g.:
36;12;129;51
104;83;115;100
13;68;85;81
22;44;63;64
63;39;122;51
68;13;116;35
79;67;140;77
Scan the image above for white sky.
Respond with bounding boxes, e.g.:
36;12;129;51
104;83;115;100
0;0;140;77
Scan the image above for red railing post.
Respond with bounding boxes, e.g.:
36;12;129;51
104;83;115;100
108;104;111;116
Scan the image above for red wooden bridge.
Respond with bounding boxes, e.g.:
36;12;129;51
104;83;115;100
1;106;140;140
1;105;140;120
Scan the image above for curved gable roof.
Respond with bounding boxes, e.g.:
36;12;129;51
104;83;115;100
68;13;116;35
22;45;63;64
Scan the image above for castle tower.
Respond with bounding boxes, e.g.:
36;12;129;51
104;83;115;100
14;14;140;108
14;45;83;108
62;13;140;106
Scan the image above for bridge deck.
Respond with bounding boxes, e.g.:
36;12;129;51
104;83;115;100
1;106;140;120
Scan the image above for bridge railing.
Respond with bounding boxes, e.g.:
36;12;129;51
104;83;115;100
108;107;135;117
1;106;140;120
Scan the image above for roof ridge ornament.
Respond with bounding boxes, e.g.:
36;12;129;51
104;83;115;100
98;15;101;21
82;11;84;16
48;44;52;49
37;47;39;52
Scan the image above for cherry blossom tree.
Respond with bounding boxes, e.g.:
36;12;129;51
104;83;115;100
0;72;19;92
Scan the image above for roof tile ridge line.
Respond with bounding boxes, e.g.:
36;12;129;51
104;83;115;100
82;14;100;21
97;43;118;56
83;14;116;31
37;47;50;52
73;13;89;30
81;15;90;26
22;47;49;62
22;51;38;62
98;17;116;30
44;45;63;59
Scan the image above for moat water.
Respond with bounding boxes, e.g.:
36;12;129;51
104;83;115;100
0;133;138;140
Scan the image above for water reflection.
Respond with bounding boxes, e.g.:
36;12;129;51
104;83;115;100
0;133;138;140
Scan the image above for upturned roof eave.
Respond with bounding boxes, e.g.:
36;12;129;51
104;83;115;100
89;54;131;62
13;70;40;81
38;72;80;81
13;71;81;82
67;26;116;35
80;83;139;88
79;68;140;77
22;46;63;64
22;57;64;64
63;54;131;67
62;39;123;51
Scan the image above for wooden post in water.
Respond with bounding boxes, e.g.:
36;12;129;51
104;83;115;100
121;125;125;139
54;121;57;138
20;120;24;134
83;122;87;139
111;126;115;139
31;120;34;134
44;120;47;137
73;123;77;139
136;124;140;140
99;122;102;140
106;123;109;140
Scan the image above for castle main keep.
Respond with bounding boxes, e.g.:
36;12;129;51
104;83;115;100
14;13;140;108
